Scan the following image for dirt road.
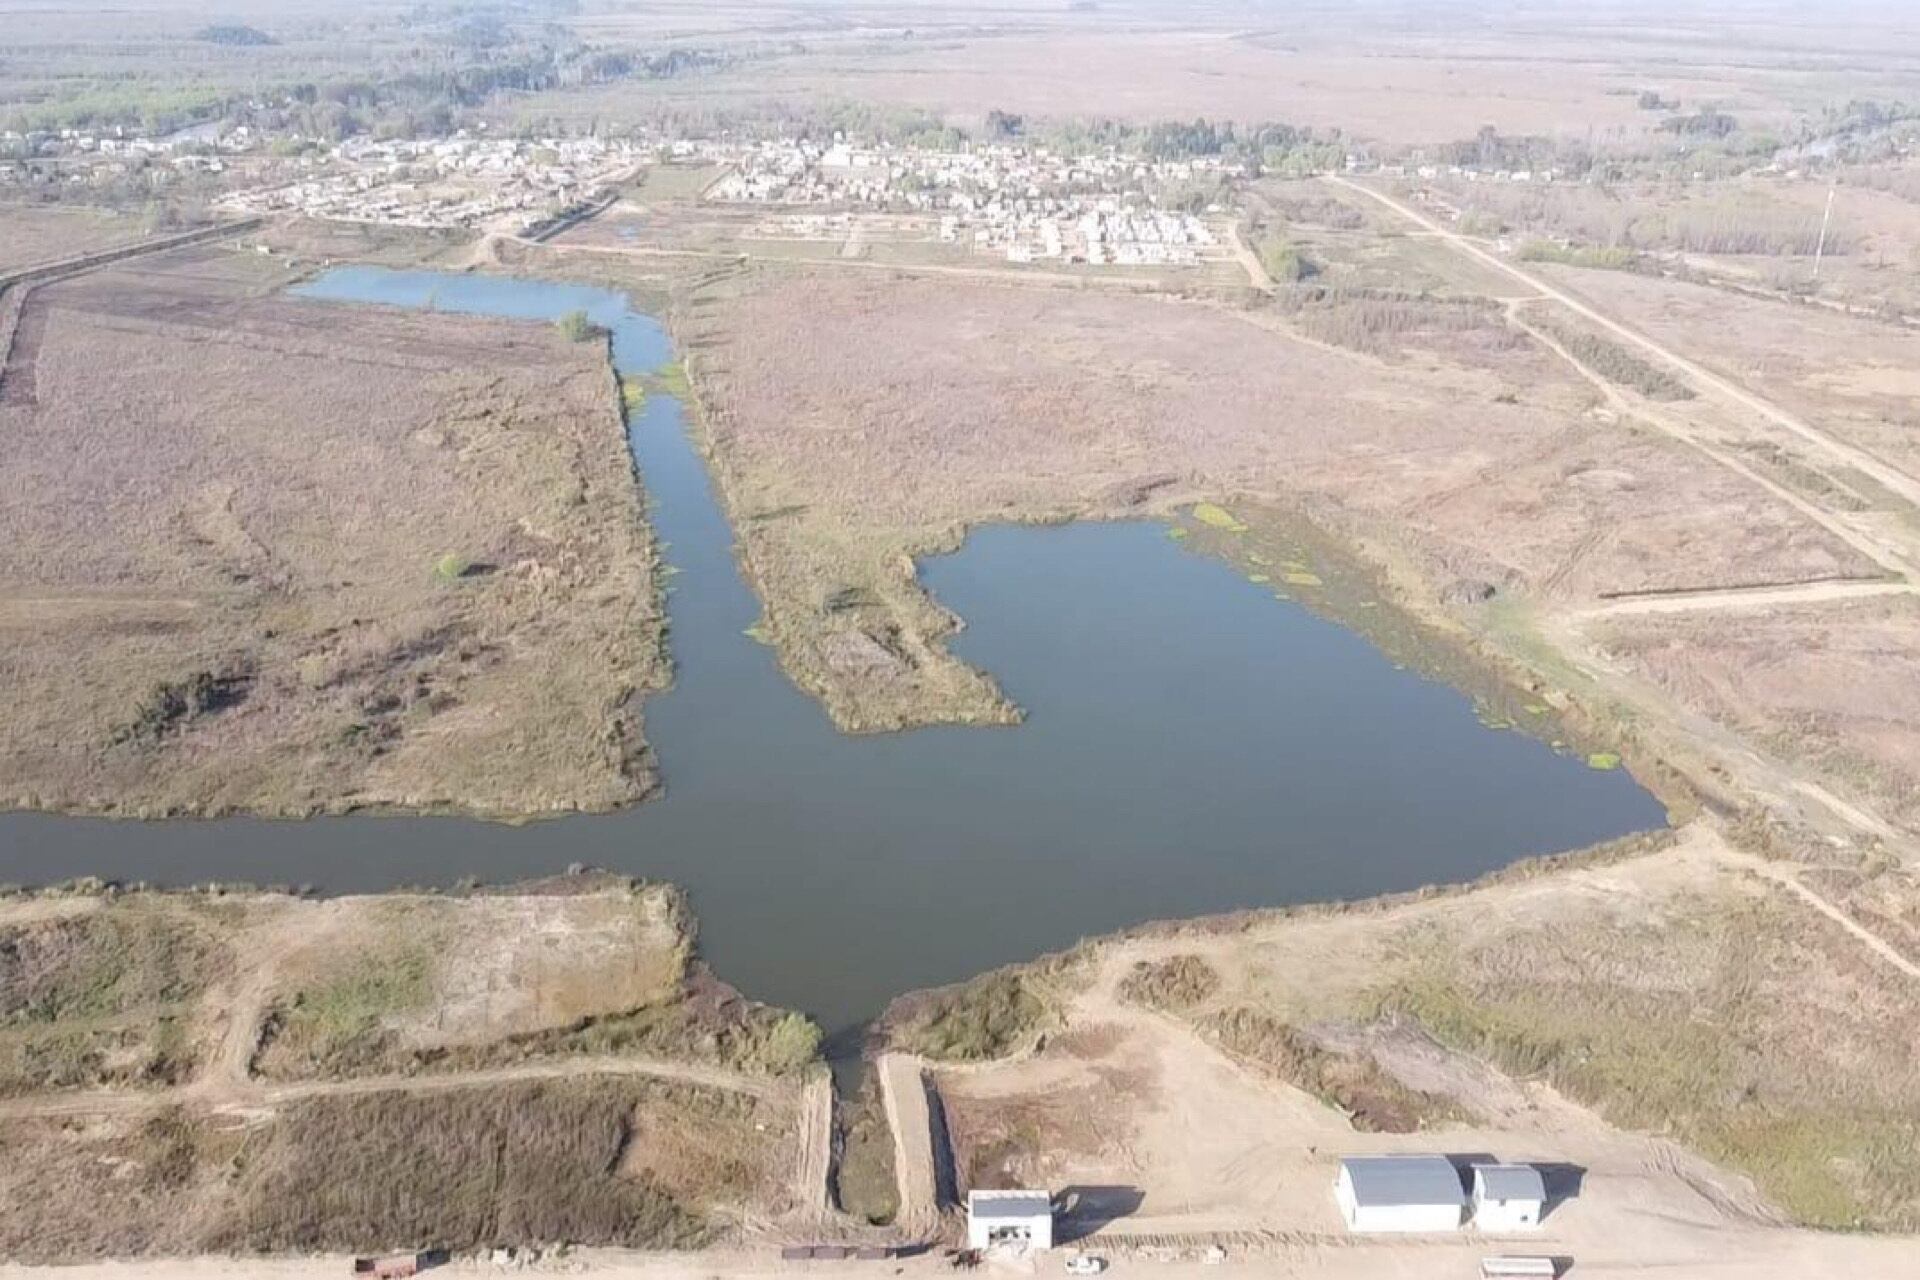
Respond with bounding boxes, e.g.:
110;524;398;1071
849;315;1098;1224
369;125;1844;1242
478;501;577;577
0;1054;782;1122
1572;578;1918;619
1327;174;1920;519
11;1238;1920;1280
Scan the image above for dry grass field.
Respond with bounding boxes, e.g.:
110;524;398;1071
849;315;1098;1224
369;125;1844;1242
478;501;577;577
1594;596;1920;838
1537;263;1920;481
0;1077;789;1261
0;245;663;818
0;878;815;1261
907;825;1920;1238
513;1;1920;147
676;266;1872;732
1410;172;1920;319
0;205;154;273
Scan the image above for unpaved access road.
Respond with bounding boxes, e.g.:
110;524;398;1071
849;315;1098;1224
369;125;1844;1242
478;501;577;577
1572;578;1919;619
0;1054;783;1122
1327;174;1920;522
9;1239;1920;1280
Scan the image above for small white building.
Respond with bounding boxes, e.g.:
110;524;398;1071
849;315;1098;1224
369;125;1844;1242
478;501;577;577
1471;1164;1547;1232
1334;1156;1466;1233
966;1189;1054;1252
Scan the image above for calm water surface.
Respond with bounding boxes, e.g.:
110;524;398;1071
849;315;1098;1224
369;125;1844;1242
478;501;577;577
0;271;1666;1037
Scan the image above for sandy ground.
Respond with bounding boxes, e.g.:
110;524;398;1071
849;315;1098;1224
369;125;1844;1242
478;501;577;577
0;243;663;818
11;1238;1920;1280
911;825;1920;1253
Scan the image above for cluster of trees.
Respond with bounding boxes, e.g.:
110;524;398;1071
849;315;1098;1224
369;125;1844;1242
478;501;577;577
195;24;276;46
1659;109;1739;139
1027;115;1337;165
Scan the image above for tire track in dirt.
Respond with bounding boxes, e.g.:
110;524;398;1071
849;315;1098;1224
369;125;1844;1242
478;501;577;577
0;1055;784;1122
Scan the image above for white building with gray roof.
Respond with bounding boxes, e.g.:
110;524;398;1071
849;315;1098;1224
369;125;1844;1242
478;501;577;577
966;1189;1054;1252
1334;1155;1467;1233
1471;1163;1548;1232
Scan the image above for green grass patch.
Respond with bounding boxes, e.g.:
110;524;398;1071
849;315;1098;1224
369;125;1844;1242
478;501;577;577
891;971;1049;1063
256;932;435;1078
1373;898;1920;1230
1192;502;1248;532
643;360;693;400
1516;241;1647;272
620;376;648;415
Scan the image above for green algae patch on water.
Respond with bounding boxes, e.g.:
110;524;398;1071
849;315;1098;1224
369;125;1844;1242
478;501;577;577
743;623;773;645
1283;571;1324;588
1248;573;1271;584
1167;527;1190;541
1193;502;1249;532
1587;752;1623;771
619;376;648;416
642;360;693;399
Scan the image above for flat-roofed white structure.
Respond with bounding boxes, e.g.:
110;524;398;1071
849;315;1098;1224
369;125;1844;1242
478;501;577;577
1334;1155;1466;1233
1471;1163;1547;1232
966;1189;1054;1252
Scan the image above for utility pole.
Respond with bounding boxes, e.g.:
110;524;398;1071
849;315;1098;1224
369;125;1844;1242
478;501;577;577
1813;182;1837;283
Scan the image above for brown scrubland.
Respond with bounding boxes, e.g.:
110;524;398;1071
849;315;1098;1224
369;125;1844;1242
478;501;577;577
1594;596;1920;838
0;205;154;273
0;878;816;1261
677;265;1874;733
1538;262;1920;479
0;244;663;818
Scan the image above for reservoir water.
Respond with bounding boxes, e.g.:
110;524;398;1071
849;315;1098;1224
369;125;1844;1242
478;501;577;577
0;270;1666;1038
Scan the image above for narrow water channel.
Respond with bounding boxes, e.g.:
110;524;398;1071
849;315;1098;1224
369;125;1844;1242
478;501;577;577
0;270;1667;1040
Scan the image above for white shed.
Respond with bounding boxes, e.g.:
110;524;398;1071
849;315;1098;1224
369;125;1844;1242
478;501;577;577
966;1189;1054;1252
1334;1156;1466;1233
1471;1164;1547;1232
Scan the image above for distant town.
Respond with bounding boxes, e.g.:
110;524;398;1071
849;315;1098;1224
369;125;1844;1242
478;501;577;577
0;121;1600;268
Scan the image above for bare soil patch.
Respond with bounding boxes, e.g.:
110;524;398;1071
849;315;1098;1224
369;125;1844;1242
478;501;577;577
0;246;663;818
924;825;1920;1237
250;887;690;1081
